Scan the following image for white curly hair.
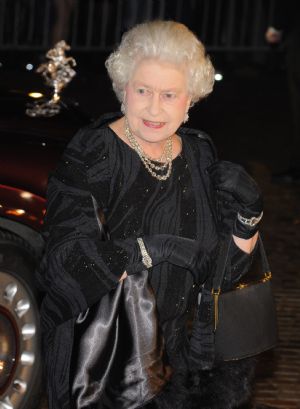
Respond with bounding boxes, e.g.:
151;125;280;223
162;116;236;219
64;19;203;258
105;20;215;105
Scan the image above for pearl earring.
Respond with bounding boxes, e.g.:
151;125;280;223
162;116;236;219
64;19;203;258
121;102;126;114
183;111;189;123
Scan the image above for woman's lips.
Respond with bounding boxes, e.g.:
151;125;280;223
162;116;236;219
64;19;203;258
143;119;166;129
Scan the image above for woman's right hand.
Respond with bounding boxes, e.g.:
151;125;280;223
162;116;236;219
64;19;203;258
207;160;263;239
118;235;211;283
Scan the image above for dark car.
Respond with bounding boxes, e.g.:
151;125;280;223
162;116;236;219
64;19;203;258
0;88;91;409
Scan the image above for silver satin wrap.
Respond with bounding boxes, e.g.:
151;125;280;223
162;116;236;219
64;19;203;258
71;271;171;408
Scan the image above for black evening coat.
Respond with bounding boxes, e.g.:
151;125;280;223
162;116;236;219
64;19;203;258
37;113;251;409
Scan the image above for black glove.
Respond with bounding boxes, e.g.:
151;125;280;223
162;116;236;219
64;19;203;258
207;161;263;239
116;234;211;283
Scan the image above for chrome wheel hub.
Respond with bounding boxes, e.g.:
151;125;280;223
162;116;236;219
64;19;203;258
0;271;39;409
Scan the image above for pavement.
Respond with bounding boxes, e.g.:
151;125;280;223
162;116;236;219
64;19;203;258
249;164;300;409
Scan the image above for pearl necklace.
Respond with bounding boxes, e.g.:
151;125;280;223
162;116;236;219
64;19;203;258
124;118;173;181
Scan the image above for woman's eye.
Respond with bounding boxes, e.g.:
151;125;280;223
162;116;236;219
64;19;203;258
137;88;147;95
163;92;176;100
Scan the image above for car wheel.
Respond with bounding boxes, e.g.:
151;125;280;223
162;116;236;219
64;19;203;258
0;231;42;409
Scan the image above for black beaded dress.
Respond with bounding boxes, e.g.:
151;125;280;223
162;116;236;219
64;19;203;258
37;113;255;409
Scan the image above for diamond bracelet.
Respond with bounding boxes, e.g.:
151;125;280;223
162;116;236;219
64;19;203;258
137;238;153;269
237;211;263;227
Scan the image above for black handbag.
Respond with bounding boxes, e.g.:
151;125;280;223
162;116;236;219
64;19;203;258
70;198;171;409
213;235;278;361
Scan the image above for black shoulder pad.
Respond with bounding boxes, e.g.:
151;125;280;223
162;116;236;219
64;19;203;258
179;126;218;161
194;131;218;161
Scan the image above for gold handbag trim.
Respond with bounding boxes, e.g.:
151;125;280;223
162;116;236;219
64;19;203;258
235;271;272;289
212;272;272;331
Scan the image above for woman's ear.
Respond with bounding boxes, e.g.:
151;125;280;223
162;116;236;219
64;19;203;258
121;90;127;114
185;96;192;112
183;97;192;124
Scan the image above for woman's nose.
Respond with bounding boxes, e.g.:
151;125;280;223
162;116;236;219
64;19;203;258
148;93;161;116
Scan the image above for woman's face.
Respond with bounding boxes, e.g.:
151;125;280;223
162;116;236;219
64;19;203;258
124;58;191;145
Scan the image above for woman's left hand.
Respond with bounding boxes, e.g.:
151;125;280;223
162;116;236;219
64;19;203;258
207;160;263;239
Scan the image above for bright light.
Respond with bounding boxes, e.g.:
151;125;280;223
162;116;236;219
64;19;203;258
215;73;223;81
0;62;3;68
6;209;25;216
20;191;33;199
28;92;43;99
26;63;34;71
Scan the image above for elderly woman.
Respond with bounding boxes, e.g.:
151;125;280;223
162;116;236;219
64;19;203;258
38;21;263;409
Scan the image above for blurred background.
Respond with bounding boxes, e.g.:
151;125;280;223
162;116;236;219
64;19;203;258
0;1;299;408
0;0;293;169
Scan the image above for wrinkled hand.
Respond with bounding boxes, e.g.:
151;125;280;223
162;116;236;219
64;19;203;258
207;161;263;239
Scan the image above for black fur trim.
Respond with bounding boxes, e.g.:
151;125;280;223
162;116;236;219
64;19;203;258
188;357;257;409
141;358;257;409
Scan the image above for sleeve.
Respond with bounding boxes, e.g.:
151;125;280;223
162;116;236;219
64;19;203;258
37;127;131;329
196;134;258;289
215;204;259;290
225;239;258;288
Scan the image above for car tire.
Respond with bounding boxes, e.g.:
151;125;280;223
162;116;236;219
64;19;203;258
0;230;43;409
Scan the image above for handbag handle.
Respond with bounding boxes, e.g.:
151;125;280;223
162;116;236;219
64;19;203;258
212;234;271;292
91;194;110;240
76;196;109;324
211;233;271;330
